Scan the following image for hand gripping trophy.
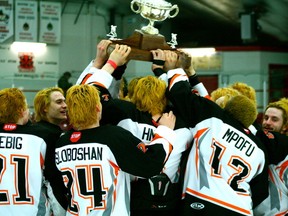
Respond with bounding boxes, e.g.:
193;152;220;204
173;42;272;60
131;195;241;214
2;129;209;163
107;0;191;68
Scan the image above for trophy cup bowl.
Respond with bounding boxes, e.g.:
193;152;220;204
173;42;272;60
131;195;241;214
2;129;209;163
131;0;179;35
107;0;190;69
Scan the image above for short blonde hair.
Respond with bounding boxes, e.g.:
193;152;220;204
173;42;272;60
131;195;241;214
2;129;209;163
126;76;143;100
279;97;288;112
211;87;240;108
130;76;167;116
265;100;288;127
229;82;257;106
34;87;64;122
0;88;27;123
66;84;100;130
224;95;257;128
279;97;288;103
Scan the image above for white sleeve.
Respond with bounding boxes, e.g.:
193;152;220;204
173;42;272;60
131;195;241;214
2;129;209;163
167;68;188;91
75;60;94;84
248;124;257;135
158;73;168;87
193;82;209;97
85;68;114;89
45;181;66;216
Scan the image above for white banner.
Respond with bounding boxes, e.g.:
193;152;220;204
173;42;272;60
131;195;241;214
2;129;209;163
0;0;13;43
39;2;61;44
15;1;38;42
0;43;59;79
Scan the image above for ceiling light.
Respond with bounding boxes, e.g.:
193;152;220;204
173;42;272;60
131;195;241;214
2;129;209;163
10;42;47;55
180;48;216;57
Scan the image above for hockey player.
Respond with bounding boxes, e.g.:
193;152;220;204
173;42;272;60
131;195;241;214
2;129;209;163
79;45;193;216
55;84;176;215
33;87;70;214
262;100;288;134
210;82;288;216
165;61;269;215
0;88;63;215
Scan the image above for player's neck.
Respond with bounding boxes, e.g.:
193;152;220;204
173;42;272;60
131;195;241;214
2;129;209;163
152;113;162;123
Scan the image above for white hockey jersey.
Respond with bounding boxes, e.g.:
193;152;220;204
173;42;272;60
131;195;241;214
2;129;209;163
0;124;48;215
167;68;269;216
55;125;175;216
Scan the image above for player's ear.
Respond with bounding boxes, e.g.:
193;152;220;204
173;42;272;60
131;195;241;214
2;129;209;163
281;123;288;135
96;103;102;112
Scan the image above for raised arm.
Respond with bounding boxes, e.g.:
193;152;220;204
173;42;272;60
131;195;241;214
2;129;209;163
93;39;112;69
76;40;112;84
102;44;131;75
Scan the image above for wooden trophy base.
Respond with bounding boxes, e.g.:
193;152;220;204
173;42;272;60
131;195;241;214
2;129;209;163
107;30;191;69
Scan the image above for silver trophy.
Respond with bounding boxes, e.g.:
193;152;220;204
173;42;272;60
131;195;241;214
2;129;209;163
130;0;179;35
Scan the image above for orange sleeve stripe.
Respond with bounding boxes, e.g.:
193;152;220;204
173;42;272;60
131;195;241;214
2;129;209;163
205;95;211;100
151;133;161;142
275;210;288;216
194;128;209;178
108;160;120;202
268;168;275;183
187;188;251;215
169;74;182;89
169;143;173;153
81;73;93;84
40;154;44;168
151;133;172;149
278;161;288;181
137;143;147;153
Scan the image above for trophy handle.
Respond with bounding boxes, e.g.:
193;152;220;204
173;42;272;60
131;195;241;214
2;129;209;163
168;5;179;18
130;0;141;14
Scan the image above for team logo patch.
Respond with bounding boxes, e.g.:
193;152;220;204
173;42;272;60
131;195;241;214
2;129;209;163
102;94;109;101
190;202;205;210
137;143;147;153
3;124;17;131
70;131;81;142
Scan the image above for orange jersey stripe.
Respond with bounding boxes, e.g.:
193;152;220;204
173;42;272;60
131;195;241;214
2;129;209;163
277;161;288;181
205;95;211;100
275;210;288;216
40;154;44;168
108;160;120;206
81;73;93;84
187;188;251;215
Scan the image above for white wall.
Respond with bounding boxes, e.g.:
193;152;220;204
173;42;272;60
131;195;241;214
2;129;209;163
123;50;288;113
197;50;288;112
0;3;111;111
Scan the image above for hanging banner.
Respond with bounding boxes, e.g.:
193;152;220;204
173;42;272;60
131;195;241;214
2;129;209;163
0;0;13;43
39;2;61;44
15;1;38;42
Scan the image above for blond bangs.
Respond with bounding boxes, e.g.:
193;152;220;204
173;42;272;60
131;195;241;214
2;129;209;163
211;87;240;102
229;82;257;105
34;87;64;122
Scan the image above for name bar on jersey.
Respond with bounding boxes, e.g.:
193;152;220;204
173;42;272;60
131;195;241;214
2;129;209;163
222;128;255;157
0;136;23;149
56;146;103;164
